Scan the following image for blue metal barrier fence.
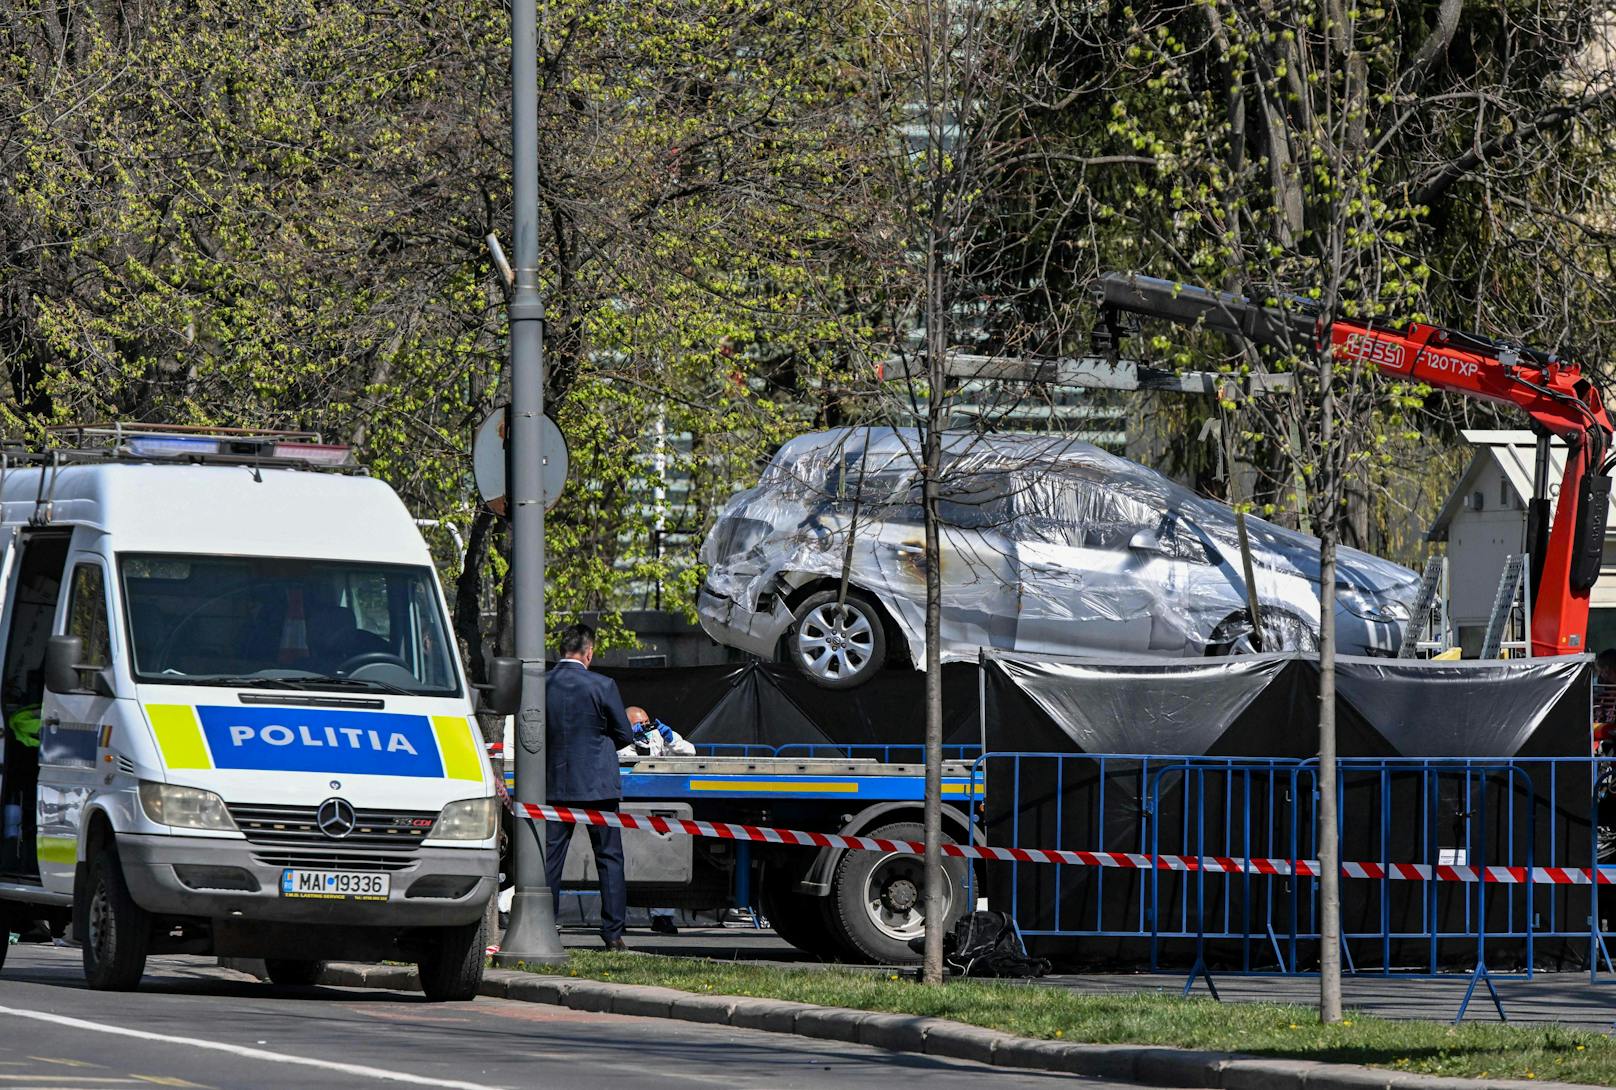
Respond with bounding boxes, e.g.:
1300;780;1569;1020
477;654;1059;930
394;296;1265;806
968;752;1609;1020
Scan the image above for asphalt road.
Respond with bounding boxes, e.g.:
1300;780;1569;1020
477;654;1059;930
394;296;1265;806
0;943;1097;1090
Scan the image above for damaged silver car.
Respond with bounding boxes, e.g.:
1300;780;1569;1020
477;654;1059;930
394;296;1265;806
698;428;1421;688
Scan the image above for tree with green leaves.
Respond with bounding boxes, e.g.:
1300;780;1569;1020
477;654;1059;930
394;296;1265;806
0;0;880;674
990;0;1616;1020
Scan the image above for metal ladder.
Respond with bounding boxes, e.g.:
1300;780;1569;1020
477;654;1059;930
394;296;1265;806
1481;554;1533;659
1397;556;1451;658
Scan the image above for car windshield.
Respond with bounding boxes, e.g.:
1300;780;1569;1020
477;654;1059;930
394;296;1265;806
119;554;460;695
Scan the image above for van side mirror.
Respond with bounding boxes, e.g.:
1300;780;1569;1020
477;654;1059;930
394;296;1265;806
45;636;82;695
480;656;522;716
44;635;111;697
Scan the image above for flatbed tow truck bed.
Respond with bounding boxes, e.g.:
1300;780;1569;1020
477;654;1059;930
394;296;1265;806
617;756;982;802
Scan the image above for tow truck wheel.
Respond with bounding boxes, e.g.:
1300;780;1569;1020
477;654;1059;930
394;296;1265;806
80;839;150;991
417;916;487;1002
828;821;967;964
264;959;327;986
759;873;842;961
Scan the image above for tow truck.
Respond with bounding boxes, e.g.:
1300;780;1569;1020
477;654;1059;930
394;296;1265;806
514;743;984;965
1090;272;1615;657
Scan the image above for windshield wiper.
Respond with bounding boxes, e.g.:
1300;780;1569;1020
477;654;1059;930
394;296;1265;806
295;674;423;697
147;672;430;698
177;675;311;690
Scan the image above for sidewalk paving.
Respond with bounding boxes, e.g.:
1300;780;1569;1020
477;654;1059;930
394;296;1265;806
1046;973;1616;1030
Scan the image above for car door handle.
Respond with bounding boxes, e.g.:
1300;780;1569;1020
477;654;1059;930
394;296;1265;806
892;543;925;556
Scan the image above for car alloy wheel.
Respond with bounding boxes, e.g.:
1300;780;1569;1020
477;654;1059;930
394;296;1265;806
796;601;875;681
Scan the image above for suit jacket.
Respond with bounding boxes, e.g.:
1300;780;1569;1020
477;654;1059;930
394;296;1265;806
545;659;634;801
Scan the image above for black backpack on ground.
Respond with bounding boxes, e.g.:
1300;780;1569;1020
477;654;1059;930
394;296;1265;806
926;910;1050;978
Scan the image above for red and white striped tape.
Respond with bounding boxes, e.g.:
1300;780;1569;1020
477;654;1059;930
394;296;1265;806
505;797;1616;887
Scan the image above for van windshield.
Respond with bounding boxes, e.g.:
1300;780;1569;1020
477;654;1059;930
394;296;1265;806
119;554;460;696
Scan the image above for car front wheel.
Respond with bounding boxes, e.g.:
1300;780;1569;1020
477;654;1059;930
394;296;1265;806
786;589;887;689
1207;608;1319;655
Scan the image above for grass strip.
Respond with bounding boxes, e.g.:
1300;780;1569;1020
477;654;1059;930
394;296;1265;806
517;952;1616;1085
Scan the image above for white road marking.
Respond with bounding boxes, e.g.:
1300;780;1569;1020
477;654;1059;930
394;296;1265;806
0;1007;503;1090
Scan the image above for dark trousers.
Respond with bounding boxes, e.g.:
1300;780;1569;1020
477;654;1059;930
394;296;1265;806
545;799;626;943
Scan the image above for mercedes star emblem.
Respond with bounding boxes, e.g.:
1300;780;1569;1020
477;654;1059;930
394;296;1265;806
316;797;357;839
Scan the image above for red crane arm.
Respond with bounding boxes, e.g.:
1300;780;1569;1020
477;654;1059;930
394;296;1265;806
1326;320;1611;655
1090;272;1613;656
1328;320;1608;438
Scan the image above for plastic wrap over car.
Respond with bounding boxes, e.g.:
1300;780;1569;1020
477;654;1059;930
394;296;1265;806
698;428;1421;670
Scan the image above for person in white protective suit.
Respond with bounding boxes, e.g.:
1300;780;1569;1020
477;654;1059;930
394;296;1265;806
618;706;694;934
617;706;696;759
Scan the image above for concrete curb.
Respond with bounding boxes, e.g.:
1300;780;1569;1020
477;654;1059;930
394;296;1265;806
314;963;1585;1090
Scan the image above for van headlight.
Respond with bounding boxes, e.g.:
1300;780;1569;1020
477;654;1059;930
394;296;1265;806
432;797;498;841
138;782;237;831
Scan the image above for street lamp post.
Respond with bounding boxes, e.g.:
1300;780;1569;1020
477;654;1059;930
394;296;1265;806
492;0;566;968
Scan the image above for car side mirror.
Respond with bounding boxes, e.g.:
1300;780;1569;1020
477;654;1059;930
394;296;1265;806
480;656;522;716
44;635;113;697
1128;529;1165;554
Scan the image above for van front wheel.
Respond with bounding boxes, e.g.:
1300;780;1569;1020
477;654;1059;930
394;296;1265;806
81;841;150;991
416;917;487;1001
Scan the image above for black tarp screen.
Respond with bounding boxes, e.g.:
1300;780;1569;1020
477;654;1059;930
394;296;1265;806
597;653;1594;972
598;661;982;752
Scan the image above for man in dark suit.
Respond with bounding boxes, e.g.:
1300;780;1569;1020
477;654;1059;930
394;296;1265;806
544;622;636;949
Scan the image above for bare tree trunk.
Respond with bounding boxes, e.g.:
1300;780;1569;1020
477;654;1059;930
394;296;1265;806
1317;357;1343;1024
1317;525;1342;1022
1224;407;1265;647
921;219;947;989
454;508;498;686
1314;11;1366;1022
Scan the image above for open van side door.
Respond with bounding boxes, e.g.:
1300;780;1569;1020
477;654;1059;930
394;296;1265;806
38;553;117;895
0;528;19;735
0;527;22;876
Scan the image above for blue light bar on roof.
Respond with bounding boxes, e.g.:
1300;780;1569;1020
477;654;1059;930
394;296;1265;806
127;436;221;457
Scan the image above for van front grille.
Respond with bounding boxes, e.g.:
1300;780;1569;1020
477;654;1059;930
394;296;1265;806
227;803;436;850
252;851;418;873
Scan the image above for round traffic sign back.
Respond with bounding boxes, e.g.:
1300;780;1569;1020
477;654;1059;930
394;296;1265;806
472;407;568;515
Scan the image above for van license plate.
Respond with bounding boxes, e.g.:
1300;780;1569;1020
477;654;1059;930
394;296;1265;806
280;869;390;900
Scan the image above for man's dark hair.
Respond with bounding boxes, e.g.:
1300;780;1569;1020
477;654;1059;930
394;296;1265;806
559;623;596;658
1598;648;1616;672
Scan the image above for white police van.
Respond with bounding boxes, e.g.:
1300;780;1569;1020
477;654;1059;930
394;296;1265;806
0;426;518;999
